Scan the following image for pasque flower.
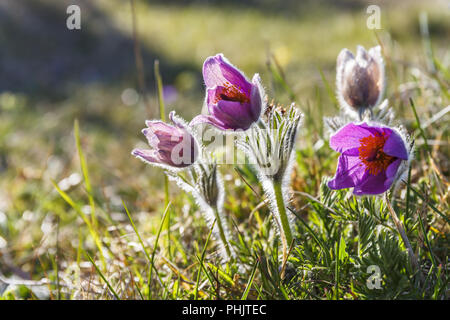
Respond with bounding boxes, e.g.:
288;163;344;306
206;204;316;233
336;46;385;119
191;54;265;131
132;111;199;170
328;122;410;195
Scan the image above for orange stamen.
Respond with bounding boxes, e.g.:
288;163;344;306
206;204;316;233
213;81;250;104
358;131;395;175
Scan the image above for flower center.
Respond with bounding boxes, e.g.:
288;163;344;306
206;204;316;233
213;81;250;104
358;131;395;175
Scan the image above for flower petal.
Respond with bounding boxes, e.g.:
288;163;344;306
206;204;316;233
131;148;161;165
145;120;173;133
328;155;366;190
142;128;160;149
330;122;376;153
249;74;263;120
190;114;231;131
384;158;402;188
353;171;389;195
337;48;355;74
169;111;188;129
383;130;408;160
212;100;256;130
203;54;251;93
355;45;369;64
342;147;360;156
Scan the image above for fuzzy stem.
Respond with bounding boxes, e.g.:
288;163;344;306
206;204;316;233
272;181;293;264
384;193;421;276
212;206;232;260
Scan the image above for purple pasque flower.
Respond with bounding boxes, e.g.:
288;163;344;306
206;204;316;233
328;122;409;195
132;111;199;169
191;54;265;131
336;46;385;118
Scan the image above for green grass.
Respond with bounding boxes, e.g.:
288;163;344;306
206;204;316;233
0;0;448;300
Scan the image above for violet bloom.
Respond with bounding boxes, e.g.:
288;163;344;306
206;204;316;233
328;122;409;195
132;111;199;169
191;54;265;131
336;46;385;118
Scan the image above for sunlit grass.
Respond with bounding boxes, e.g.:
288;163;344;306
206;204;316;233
0;0;448;300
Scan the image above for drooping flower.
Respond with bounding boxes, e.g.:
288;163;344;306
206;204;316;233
336;46;385;119
191;54;265;131
132;111;199;170
328;122;410;195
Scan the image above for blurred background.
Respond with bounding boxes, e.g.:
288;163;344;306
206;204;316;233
0;0;448;296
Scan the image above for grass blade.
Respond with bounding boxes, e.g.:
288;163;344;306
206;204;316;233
408;185;450;224
241;259;259;300
74;119;97;229
122;200;164;288
86;253;120;300
52;180;106;270
194;219;216;300
148;201;171;299
318;67;339;109
410;98;431;155
154;60;171;257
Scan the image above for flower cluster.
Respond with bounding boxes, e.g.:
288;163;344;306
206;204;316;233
132;53;305;265
324;46;418;273
326;45;413;196
131;47;414;268
131;53;270;263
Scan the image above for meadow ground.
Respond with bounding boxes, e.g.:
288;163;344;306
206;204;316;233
0;0;448;299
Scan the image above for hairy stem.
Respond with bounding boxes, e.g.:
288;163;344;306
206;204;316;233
213;206;232;260
272;181;293;265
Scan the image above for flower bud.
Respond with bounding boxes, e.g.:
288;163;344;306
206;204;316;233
191;54;265;131
132;111;199;170
336;46;385;119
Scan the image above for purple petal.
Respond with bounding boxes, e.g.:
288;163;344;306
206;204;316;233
211;100;255;130
168;111;186;129
132;148;161;165
249;75;263;120
384;159;402;188
145;120;178;136
142;128;161;149
190;114;231;131
203;54;251;93
342;148;360;156
328;155;366;190
142;122;184;150
383;130;408;160
206;86;226;109
330;122;376;153
353;171;389;195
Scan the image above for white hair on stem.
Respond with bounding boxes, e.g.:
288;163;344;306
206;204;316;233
237;104;303;262
166;160;234;263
